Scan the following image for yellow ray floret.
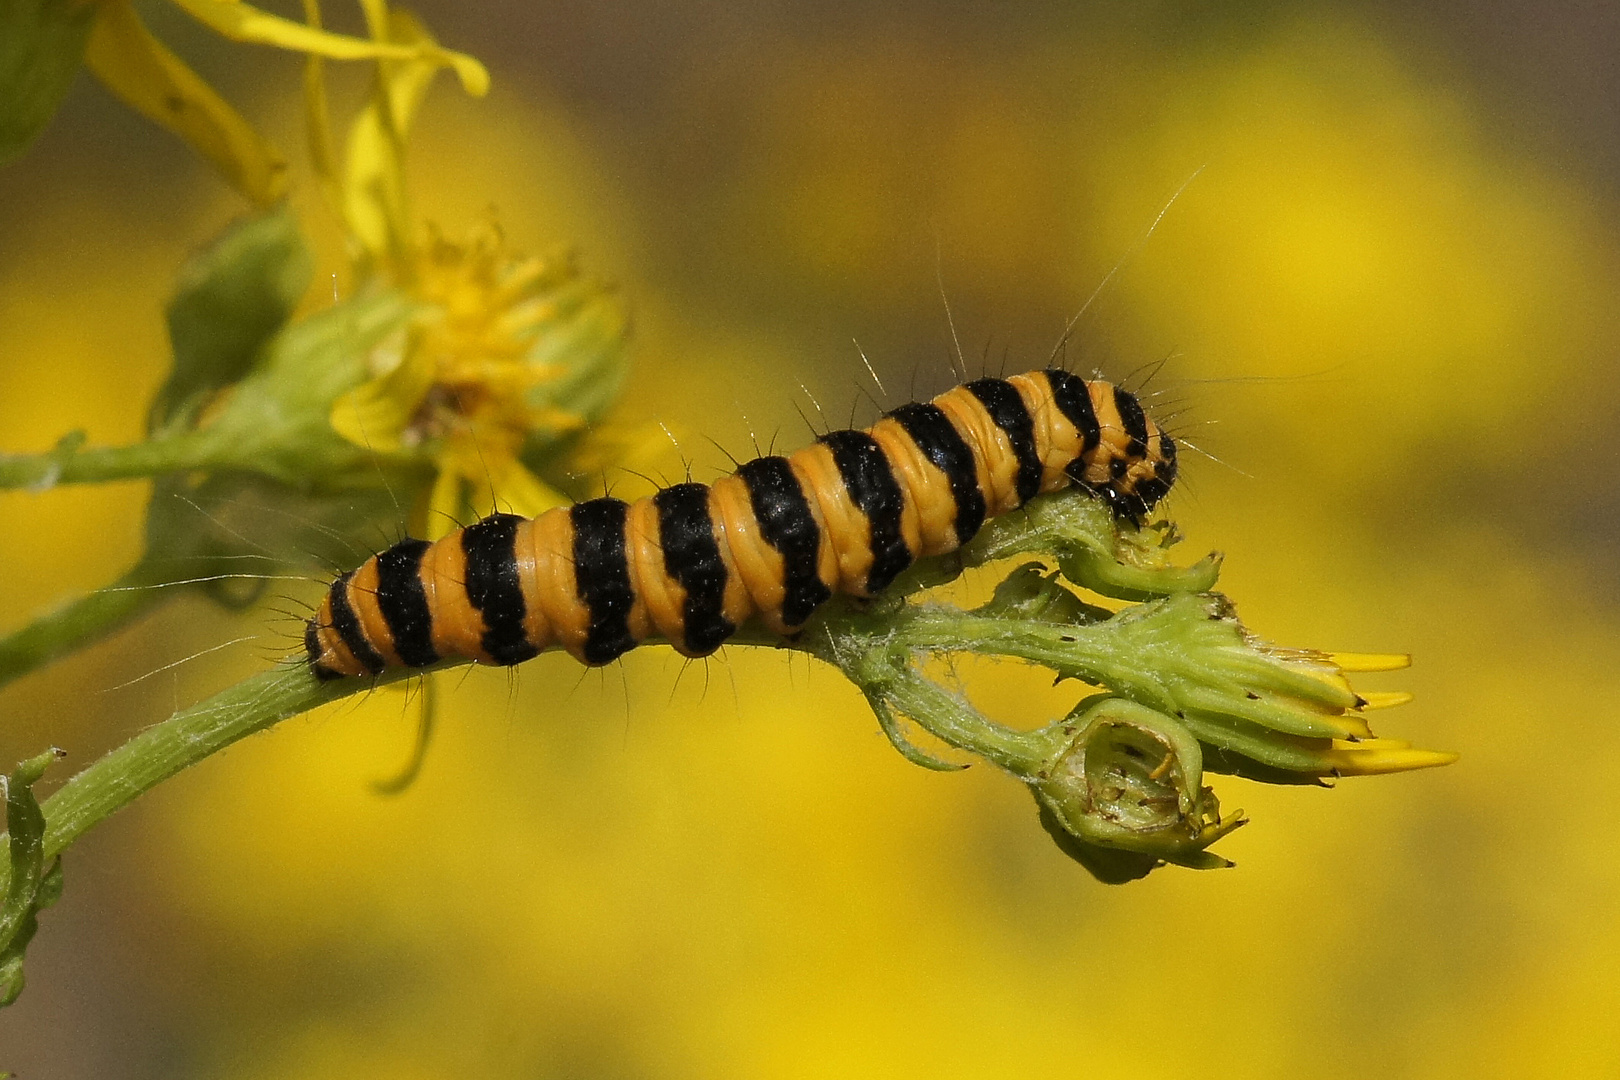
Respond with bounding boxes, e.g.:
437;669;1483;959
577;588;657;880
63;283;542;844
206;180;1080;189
84;2;289;206
1355;690;1415;711
170;0;487;94
81;0;488;208
1324;739;1459;776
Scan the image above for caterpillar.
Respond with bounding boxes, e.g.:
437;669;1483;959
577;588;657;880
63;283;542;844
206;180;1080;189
305;369;1178;679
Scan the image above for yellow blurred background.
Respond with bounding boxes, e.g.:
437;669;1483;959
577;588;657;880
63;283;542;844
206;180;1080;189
3;1;1619;1076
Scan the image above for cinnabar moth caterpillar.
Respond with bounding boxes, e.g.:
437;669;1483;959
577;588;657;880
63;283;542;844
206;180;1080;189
305;369;1178;678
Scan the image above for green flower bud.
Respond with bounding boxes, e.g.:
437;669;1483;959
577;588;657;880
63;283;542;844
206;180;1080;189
803;495;1453;883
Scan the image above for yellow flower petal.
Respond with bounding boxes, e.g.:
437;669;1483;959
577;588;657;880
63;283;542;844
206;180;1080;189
420;462;466;540
470;455;569;520
84;0;287;206
298;0;341;210
343;104;406;265
329;346;436;450
1324;740;1460;776
343;8;465;267
168;0;489;95
1356;690;1415;711
356;0;389;40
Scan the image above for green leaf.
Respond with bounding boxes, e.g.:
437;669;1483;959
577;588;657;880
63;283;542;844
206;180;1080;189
0;748;65;1009
152;205;313;433
0;0;96;166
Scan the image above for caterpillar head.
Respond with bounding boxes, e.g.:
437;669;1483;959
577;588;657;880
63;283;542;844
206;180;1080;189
1070;383;1179;526
1120;424;1177;517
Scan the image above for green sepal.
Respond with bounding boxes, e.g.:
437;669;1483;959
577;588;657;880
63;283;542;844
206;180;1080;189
974;562;1112;625
869;697;968;772
991;496;1219;601
1035;800;1160;884
0;0;95;166
522;272;631;429
188;288;421;487
1161;845;1238;871
1177;711;1346;777
1058;543;1222;602
0;747;66;1008
519;271;633;489
1199;742;1333;786
153;205;313;434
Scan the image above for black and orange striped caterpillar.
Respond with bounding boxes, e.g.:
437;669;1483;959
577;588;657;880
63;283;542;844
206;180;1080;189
305;369;1178;679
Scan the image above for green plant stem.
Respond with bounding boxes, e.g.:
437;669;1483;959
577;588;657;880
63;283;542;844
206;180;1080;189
13;667;371;889
0;624;1055;901
895;605;1171;706
0;557;178;689
37;665;354;859
0;660;446;898
0;434;219;490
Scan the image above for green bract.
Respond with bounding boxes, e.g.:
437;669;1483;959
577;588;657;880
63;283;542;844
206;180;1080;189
0;749;65;1007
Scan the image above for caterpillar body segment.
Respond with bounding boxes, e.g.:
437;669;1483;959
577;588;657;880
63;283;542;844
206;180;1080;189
306;370;1179;679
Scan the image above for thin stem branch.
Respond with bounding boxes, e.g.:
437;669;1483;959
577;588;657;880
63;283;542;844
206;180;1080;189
0;433;216;490
0;558;175;690
848;656;1056;774
37;664;356;859
0;660;441;898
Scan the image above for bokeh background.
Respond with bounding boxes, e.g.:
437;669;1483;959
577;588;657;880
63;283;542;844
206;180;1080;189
3;1;1619;1076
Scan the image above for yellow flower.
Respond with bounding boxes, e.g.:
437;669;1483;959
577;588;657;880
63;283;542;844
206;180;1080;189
304;2;632;537
331;223;629;536
63;0;634;537
80;0;488;207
